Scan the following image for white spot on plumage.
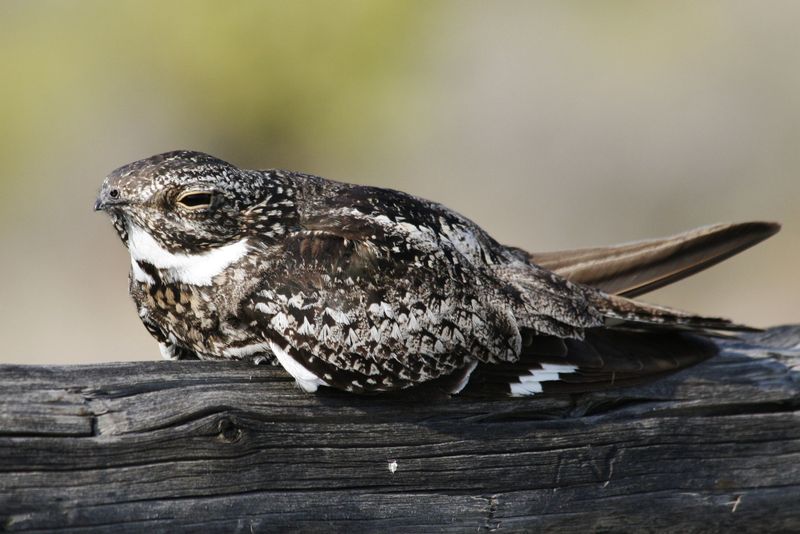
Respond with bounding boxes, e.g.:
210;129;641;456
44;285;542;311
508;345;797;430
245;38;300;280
287;293;306;308
128;224;248;286
319;324;332;343
407;313;420;332
425;307;438;324
346;328;360;346
159;342;178;360
298;317;316;336
325;307;351;325
509;381;543;396
373;214;393;226
370;326;381;342
522;371;562;383
541;363;578;373
269;341;327;392
509;363;578;397
270;312;289;331
223;342;271;358
255;302;279;315
452;328;466;344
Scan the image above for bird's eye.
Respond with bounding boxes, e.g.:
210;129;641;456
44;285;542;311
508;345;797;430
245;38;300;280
176;191;214;210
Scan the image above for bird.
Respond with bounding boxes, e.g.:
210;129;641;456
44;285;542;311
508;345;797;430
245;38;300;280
94;150;780;397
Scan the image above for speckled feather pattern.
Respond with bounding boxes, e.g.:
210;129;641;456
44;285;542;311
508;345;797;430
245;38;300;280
97;151;742;395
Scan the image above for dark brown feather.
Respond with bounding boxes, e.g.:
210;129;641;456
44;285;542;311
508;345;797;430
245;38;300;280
527;222;780;297
589;292;758;333
464;328;717;397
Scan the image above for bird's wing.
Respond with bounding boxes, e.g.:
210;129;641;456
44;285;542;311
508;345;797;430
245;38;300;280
525;221;779;297
240;206;546;393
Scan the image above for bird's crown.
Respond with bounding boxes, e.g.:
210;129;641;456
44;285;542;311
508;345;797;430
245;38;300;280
95;150;296;253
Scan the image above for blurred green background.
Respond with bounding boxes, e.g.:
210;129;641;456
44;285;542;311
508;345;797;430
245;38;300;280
1;1;797;364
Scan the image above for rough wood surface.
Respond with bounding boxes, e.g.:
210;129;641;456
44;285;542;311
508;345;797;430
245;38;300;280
1;326;799;533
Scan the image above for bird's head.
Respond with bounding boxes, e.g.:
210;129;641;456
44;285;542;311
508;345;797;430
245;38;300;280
95;150;295;255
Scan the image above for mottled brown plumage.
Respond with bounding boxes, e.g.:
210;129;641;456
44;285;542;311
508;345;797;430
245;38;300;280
95;151;779;396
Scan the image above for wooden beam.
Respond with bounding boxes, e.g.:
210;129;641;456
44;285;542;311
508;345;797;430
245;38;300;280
1;327;799;532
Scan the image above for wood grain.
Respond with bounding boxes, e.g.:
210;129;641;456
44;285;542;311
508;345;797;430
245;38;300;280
1;327;799;533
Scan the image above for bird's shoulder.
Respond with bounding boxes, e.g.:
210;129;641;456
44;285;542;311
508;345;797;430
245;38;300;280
282;174;512;269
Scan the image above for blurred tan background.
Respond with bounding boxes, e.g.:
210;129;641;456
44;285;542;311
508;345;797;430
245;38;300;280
0;1;797;364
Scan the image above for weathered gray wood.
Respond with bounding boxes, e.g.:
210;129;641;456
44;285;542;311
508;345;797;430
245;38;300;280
1;327;799;533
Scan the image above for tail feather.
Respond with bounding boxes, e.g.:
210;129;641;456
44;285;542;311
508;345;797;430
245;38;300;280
461;221;779;397
463;328;717;397
527;221;780;297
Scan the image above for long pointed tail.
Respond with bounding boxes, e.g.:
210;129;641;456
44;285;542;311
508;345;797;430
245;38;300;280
470;221;779;397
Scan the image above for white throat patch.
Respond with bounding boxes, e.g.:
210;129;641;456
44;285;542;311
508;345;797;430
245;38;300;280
127;224;249;286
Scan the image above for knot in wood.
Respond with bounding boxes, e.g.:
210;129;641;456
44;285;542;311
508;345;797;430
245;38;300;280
216;416;243;443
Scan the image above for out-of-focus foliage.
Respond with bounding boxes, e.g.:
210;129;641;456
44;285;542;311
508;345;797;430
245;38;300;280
0;0;430;194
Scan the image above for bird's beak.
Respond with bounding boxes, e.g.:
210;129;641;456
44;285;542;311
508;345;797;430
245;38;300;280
94;187;127;212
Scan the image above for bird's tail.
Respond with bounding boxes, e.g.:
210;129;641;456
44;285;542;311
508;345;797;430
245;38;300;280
469;221;780;397
463;327;717;397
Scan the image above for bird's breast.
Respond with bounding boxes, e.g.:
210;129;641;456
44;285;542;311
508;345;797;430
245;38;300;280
129;262;263;359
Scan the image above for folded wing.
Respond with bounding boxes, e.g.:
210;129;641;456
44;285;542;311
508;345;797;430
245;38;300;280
527;221;780;297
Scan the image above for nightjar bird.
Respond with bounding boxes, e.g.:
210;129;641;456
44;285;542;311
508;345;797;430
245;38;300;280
95;151;779;396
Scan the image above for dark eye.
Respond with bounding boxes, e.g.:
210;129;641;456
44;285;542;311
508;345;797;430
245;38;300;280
176;191;214;209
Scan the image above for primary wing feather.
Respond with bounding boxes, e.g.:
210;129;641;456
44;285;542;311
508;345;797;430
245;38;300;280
527;222;779;297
